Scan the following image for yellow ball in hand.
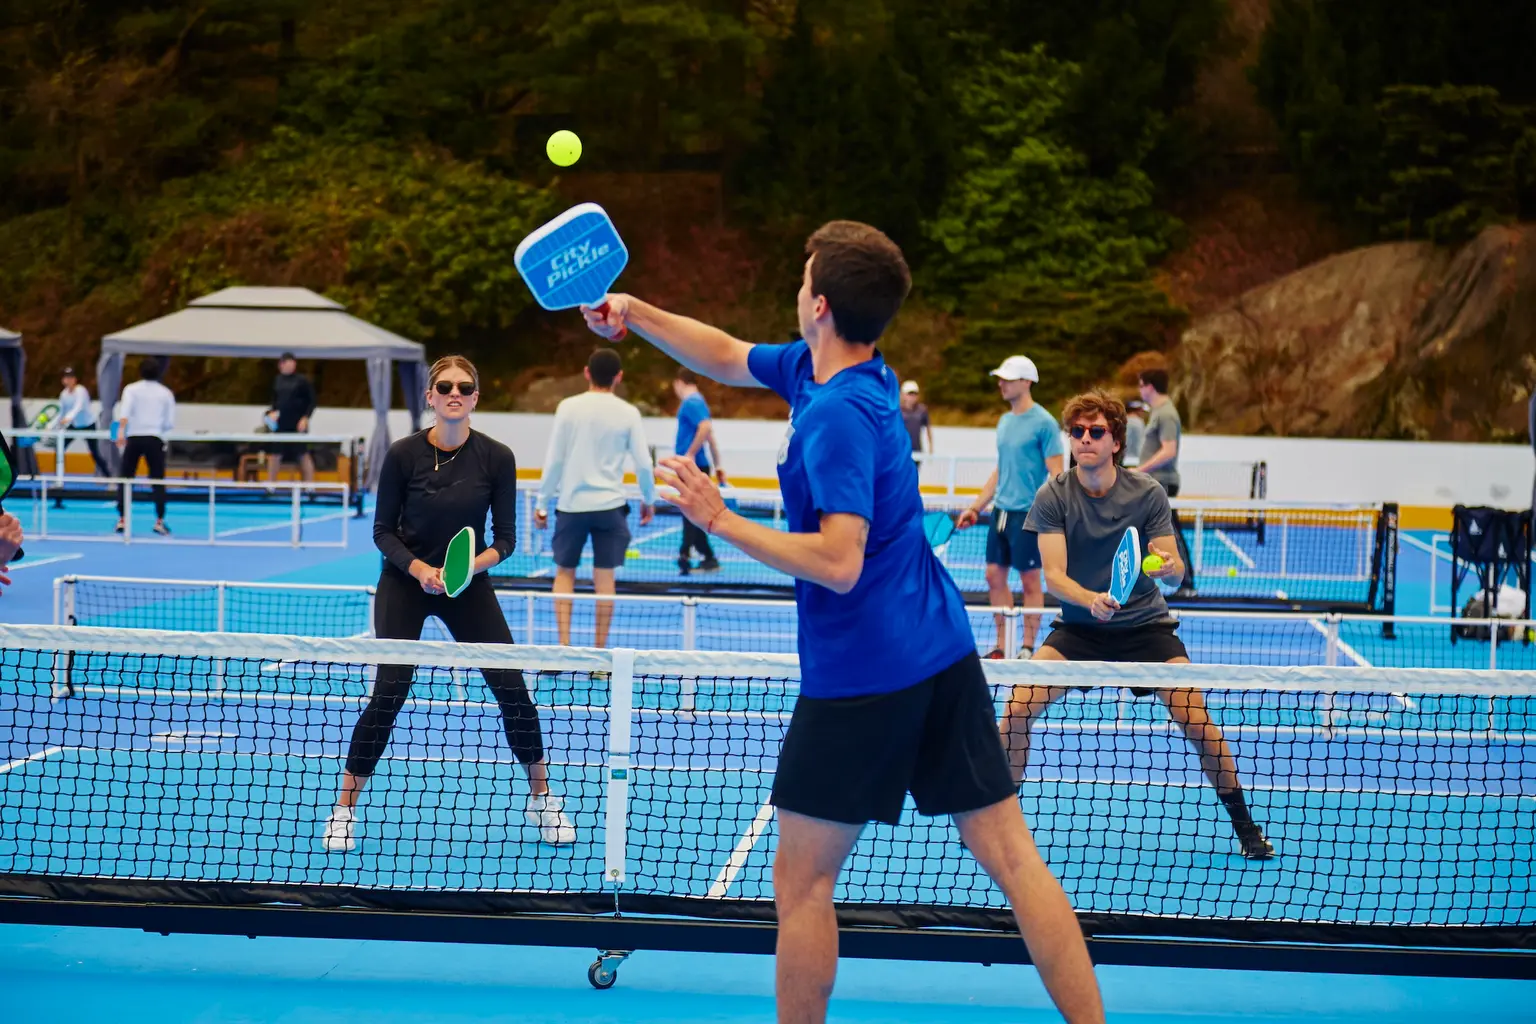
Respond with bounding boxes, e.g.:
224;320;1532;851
1141;554;1163;574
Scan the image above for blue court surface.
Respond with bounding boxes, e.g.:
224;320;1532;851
2;499;1534;1019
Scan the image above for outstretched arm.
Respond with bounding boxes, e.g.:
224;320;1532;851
584;295;759;388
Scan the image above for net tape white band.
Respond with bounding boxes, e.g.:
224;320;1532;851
5;624;1534;697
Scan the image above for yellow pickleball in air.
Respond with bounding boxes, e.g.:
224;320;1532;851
547;130;582;167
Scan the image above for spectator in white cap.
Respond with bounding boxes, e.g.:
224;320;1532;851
899;379;933;460
957;355;1063;657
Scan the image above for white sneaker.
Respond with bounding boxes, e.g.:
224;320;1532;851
526;793;576;845
322;806;356;852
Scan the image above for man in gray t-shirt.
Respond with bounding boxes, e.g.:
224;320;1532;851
1136;368;1181;493
1006;389;1274;860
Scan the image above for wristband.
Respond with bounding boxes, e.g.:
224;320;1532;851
705;507;728;535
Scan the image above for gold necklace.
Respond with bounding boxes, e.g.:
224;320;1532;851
431;431;466;471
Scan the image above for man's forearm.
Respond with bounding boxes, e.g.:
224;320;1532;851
1044;568;1101;610
969;470;999;513
1139;442;1177;474
711;512;860;593
625;300;756;387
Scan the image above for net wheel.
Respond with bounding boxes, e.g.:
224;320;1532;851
588;958;619;989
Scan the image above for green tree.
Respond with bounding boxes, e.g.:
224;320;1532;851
923;45;1183;408
1253;0;1536;233
1365;85;1535;243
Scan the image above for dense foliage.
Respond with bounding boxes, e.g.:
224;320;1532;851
0;0;1530;413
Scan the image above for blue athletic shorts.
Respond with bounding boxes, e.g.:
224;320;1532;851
551;505;631;569
985;508;1041;573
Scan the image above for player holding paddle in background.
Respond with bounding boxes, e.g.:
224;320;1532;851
1004;390;1275;860
321;355;576;852
579;221;1104;1024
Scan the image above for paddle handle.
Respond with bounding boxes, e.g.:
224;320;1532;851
594;300;627;341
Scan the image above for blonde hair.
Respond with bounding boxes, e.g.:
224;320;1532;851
428;355;479;389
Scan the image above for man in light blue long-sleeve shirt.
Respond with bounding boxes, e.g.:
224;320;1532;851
536;348;656;647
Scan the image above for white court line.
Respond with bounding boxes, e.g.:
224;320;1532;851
1401;534;1451;562
1;746;64;773
708;799;776;899
1303;619;1374;668
1213;529;1256;569
6;553;84;571
216;510;350;539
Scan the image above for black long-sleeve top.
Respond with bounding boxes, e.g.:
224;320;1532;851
374;429;518;579
270;373;317;431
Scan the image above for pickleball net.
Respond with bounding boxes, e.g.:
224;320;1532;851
1;623;1529;951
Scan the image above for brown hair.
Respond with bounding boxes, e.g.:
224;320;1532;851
1061;389;1128;464
429;355;479;389
1138;367;1169;395
674;367;698;386
804;220;911;343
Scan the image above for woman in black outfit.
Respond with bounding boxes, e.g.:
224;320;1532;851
322;355;575;851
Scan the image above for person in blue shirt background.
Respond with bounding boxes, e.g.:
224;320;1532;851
957;355;1064;657
582;221;1103;1024
672;367;725;575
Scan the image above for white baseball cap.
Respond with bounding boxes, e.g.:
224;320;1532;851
901;380;920;395
989;355;1039;382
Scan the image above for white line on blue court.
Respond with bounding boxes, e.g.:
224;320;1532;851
1213;529;1256;568
1400;533;1451;562
6;553;84;571
0;746;65;774
707;799;775;898
215;510;350;539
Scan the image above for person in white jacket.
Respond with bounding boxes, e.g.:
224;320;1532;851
536;348;656;647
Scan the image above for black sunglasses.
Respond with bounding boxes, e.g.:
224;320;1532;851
1069;425;1110;440
434;380;477;396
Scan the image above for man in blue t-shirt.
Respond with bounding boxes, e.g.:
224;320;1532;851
672;367;725;575
957;355;1064;657
582;221;1103;1024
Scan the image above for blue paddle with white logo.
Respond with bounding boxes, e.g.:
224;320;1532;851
515;203;630;339
1107;526;1141;607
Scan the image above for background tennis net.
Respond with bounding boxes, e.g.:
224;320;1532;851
57;575;1519;670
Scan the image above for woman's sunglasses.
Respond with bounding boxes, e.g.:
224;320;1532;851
434;380;477;397
1069;425;1110;440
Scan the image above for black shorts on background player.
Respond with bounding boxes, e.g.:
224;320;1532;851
551;505;631;569
771;653;1015;825
984;509;1041;572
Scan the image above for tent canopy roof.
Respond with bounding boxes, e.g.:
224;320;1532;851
102;287;423;361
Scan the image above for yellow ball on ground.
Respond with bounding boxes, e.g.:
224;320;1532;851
1141;554;1163;574
1227;566;1239;577
546;130;582;167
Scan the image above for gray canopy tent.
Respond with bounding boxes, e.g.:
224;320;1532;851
97;288;428;489
0;327;23;429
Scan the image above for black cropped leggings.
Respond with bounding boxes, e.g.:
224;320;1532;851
344;569;544;777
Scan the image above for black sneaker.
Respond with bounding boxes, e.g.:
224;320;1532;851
677;559;692;576
1236;822;1275;860
698;558;721;573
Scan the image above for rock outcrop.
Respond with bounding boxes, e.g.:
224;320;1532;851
1174;224;1536;440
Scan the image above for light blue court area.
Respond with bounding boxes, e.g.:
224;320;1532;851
1;923;1529;1024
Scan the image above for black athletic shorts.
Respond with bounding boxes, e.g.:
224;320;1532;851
1041;619;1189;698
771;652;1016;826
551;505;631;569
